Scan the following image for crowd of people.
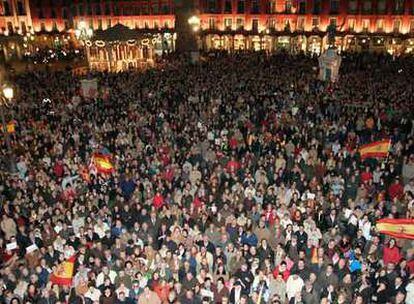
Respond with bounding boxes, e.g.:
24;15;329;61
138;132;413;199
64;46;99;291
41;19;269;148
0;50;413;304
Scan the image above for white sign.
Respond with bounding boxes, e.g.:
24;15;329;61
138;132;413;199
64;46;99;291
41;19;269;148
81;79;98;98
6;242;17;251
26;244;38;254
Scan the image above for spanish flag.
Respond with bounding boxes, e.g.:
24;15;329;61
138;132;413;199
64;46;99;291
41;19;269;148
359;139;391;159
92;153;114;174
376;218;414;240
7;122;15;133
1;121;16;134
50;255;76;286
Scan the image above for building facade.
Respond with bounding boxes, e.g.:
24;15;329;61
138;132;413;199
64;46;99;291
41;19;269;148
1;0;414;61
198;0;414;54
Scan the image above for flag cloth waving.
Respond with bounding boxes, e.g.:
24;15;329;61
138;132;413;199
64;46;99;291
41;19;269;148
376;218;414;240
359;139;391;159
50;255;76;286
91;153;114;174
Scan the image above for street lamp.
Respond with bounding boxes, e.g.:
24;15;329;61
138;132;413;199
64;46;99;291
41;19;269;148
188;16;201;32
0;85;16;173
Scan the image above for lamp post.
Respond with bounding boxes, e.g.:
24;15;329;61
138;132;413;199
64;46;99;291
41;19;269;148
1;85;16;173
75;21;93;66
188;15;201;33
187;15;201;63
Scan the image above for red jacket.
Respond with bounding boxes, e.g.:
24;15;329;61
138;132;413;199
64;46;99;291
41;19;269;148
383;246;402;265
54;161;64;178
272;266;290;281
226;160;240;173
361;171;373;183
153;193;164;209
388;183;404;200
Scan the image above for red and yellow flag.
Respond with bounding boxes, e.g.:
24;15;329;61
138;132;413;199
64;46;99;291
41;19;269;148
50;255;76;286
92;153;114;174
359;139;390;159
376;218;414;240
1;121;16;134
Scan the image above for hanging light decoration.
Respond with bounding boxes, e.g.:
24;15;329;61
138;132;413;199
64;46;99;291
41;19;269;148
127;39;136;46
95;40;106;47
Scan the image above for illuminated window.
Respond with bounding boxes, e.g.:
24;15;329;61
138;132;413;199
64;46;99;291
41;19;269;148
209;18;216;30
393;19;401;32
348;18;355;31
376;19;384;32
312;17;319;29
282;19;291;31
21;21;26;33
362;19;370;31
297;17;305;31
268;18;276;29
236;18;244;30
224;18;232;30
252;19;259;32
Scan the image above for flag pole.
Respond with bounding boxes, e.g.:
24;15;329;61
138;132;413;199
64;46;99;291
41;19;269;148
256;281;264;304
